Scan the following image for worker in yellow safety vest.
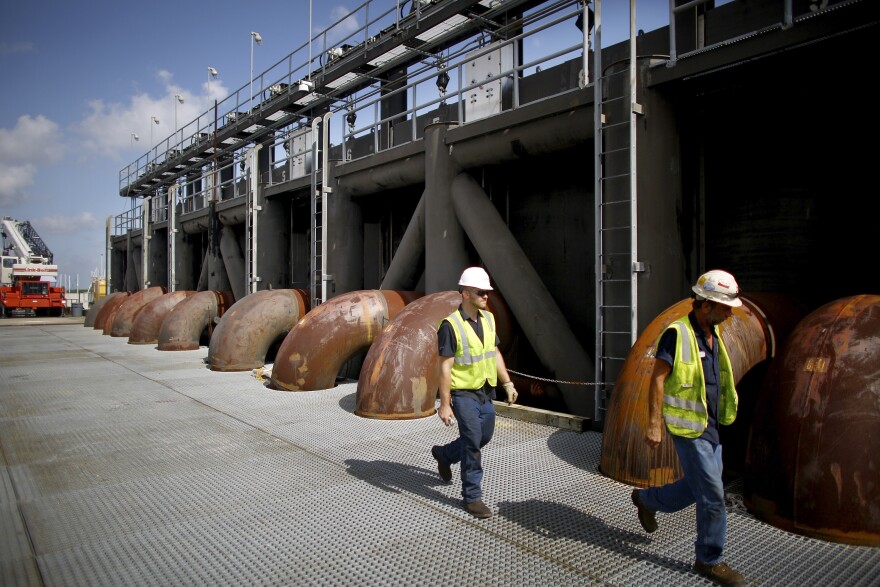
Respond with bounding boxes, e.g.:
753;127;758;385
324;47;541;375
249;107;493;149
631;269;746;586
430;266;517;519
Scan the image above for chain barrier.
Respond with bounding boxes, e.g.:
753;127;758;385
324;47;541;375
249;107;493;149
507;368;605;387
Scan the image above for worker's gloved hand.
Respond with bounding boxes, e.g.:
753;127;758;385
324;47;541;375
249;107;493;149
502;381;518;404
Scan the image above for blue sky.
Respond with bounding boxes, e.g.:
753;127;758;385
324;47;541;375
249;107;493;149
0;0;669;290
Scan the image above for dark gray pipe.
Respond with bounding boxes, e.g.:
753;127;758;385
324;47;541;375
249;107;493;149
380;192;426;291
335;151;426;197
424;123;469;293
448;101;592;169
220;225;245;301
451;172;595;417
196;247;209;291
327;179;363;297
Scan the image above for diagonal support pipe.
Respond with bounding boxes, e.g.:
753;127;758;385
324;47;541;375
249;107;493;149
451;172;595;418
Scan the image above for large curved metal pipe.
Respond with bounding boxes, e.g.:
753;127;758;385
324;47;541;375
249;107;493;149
128;291;196;345
110;287;166;338
269;290;423;391
451;172;594;418
356;291;460;419
92;292;130;330
102;307;120;335
355;291;513;419
208;289;310;372
157;291;235;351
745;294;880;547
598;293;803;488
85;292;124;328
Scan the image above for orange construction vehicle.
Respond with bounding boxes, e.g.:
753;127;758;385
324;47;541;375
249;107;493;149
1;217;65;318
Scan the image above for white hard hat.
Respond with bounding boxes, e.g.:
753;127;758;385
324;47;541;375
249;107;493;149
458;266;493;290
692;270;742;307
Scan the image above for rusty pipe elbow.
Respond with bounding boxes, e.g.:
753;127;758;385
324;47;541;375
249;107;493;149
129;291;196;345
269;290;423;391
599;294;792;487
208;289;310;372
110;287;166;338
158;291;235;351
92;292;130;331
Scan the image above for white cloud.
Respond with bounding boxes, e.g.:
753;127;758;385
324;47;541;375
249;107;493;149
0;163;36;206
37;212;102;235
76;81;228;158
323;6;362;45
0;115;63;205
0;114;63;163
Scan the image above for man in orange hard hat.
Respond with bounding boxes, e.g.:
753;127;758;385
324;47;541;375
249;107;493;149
431;266;517;519
632;269;746;586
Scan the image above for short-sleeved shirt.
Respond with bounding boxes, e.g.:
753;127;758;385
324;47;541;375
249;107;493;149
438;306;501;402
655;312;721;445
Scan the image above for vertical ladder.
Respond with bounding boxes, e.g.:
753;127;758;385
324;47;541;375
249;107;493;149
245;145;262;294
309;117;323;305
593;0;643;422
310;113;334;306
168;184;177;292
141;196;151;289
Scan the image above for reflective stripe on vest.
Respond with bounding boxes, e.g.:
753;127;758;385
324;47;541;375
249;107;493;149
443;309;497;390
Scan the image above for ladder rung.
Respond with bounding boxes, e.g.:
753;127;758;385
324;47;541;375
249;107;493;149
599;198;632;207
599;172;631;182
598;119;629;132
599;146;630;157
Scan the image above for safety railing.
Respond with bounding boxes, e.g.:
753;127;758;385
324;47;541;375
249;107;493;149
336;1;589;161
118;0;448;197
113;205;142;237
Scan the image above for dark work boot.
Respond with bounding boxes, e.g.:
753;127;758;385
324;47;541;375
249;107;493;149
431;445;452;483
631;489;658;533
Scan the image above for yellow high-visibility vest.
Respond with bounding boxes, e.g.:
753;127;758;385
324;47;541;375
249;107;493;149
440;309;497;390
660;318;738;438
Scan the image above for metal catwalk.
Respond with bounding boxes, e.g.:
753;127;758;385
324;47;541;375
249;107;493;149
1;323;878;586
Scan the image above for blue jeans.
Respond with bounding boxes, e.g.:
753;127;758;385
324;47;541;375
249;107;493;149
640;435;727;565
435;395;496;503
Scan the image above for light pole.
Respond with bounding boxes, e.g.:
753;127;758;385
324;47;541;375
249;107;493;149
174;94;184;133
130;132;139;150
150;116;160;149
208;66;218;98
250;32;262;110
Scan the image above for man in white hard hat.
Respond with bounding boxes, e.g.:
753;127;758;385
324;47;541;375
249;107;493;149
632;269;746;586
431;266;517;519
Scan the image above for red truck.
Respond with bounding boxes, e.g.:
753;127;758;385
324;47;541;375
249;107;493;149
1;217;66;318
0;261;66;317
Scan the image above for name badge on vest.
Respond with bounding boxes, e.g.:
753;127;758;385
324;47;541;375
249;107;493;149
699;351;706;358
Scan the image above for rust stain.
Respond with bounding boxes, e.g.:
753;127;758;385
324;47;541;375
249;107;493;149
830;462;843;505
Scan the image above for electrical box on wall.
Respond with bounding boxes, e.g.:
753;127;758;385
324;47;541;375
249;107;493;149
465;41;515;123
288;127;313;180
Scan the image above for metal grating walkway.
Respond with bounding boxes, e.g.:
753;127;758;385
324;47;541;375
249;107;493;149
1;323;878;586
